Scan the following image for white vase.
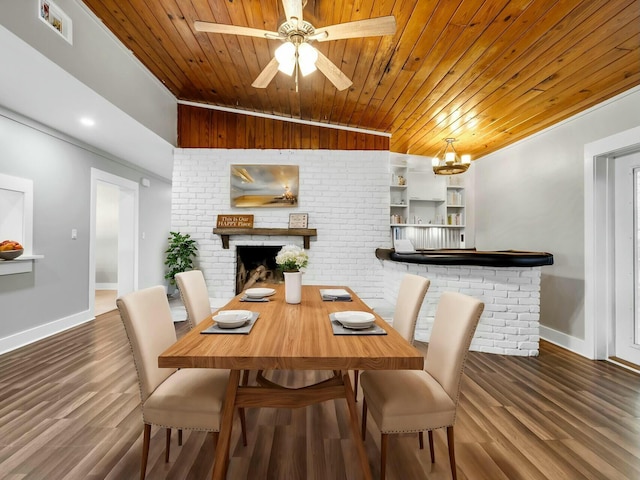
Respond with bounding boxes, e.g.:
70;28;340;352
284;271;302;304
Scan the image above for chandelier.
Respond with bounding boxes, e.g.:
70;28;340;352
432;138;471;175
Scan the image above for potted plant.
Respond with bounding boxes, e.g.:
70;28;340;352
275;244;308;304
164;232;198;293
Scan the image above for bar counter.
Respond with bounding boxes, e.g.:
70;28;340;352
376;248;554;357
375;248;554;267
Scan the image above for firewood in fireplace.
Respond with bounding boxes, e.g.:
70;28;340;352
244;265;268;290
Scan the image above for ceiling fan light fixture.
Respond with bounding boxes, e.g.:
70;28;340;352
196;1;396;90
297;43;318;76
275;42;296;75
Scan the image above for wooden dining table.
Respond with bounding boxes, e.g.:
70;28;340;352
158;284;424;480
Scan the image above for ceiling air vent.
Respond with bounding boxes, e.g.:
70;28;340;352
38;0;72;44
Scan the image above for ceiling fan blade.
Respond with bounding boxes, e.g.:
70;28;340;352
315;50;352;91
311;16;396;42
282;0;303;23
194;21;279;39
251;57;280;88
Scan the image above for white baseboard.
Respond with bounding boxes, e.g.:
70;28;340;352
540;325;589;358
0;310;94;355
95;283;117;290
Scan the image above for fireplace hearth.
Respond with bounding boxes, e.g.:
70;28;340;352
236;246;283;294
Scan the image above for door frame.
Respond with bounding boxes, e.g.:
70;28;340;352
89;168;139;316
585;125;640;359
613;154;640;364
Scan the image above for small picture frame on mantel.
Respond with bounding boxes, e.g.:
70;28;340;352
289;213;308;229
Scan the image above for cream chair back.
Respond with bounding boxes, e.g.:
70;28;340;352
117;286;177;402
392;274;430;343
425;291;484;402
176;270;212;329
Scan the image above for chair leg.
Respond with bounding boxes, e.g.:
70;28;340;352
165;428;171;462
178;429;183;446
140;424;151;480
380;433;388;480
361;398;367;441
242;369;250;386
353;370;359;402
447;426;457;480
419;431;423;449
212;431;219;452
428;430;435;463
238;407;248;446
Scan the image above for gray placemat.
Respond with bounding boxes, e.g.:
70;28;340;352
201;312;260;334
320;289;353;302
240;295;269;302
329;313;386;336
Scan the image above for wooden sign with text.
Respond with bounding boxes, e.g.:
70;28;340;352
216;214;254;228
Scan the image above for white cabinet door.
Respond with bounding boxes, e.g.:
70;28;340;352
407;171;446;201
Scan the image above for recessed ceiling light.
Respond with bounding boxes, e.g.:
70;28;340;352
80;117;95;127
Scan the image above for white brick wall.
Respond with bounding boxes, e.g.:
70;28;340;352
172;148;540;357
381;260;541;356
172;148;391;301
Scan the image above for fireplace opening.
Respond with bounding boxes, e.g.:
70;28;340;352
236;246;283;294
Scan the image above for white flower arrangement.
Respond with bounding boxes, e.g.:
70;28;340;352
275;244;309;272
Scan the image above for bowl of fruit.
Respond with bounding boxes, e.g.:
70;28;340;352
0;240;24;260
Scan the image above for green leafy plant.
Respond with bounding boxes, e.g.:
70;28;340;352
164;232;198;285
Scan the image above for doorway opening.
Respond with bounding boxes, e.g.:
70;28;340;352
89;168;139;317
585;125;640;363
612;152;640;366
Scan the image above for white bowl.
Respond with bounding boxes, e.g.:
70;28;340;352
334;311;375;329
244;287;276;298
214;310;252;329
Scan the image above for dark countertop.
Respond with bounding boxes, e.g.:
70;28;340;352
376;248;554;267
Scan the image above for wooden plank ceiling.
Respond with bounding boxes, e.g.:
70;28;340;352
82;0;640;159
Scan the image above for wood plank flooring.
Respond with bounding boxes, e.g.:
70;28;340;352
94;290;117;316
1;310;639;479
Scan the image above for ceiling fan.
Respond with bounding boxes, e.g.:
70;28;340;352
194;0;396;91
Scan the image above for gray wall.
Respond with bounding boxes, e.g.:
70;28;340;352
0;0;176;144
0;107;171;339
474;87;640;341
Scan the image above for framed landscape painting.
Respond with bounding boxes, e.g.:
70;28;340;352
230;164;299;208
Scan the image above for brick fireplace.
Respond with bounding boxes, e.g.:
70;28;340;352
171;148;391;303
235;245;282;293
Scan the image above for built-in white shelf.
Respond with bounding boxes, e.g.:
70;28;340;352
0;255;45;275
390;204;408;208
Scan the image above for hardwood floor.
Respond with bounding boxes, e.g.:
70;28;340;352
95;290;117;316
1;310;639;479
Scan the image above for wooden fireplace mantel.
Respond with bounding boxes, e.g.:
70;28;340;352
212;228;318;249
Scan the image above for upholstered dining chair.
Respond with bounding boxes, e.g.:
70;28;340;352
117;285;245;480
360;291;484;480
353;273;430;400
175;270;214;329
175;269;249;445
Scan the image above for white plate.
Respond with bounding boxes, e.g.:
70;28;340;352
214;310;252;328
334;311;375;329
244;287;276;298
322;289;350;297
